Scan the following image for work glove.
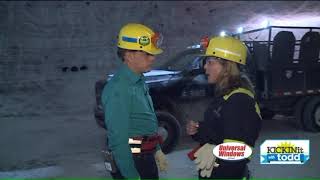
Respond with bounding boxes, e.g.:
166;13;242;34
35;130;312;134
194;143;219;178
155;149;168;172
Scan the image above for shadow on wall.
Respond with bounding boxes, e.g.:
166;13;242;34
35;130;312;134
61;65;88;72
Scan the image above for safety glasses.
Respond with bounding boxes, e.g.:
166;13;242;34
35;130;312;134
151;32;163;49
200;36;210;49
203;56;223;65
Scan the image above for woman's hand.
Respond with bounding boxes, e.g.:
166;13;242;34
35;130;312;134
186;120;199;135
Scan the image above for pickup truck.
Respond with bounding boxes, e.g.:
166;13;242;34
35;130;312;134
94;25;320;154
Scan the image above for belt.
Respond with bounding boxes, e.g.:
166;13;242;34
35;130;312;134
128;134;163;154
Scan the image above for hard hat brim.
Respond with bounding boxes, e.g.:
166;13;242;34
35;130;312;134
145;48;163;55
199;54;216;57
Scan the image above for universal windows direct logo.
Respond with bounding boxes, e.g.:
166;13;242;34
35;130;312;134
260;140;310;164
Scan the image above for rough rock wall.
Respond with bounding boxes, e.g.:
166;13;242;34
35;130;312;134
0;1;319;117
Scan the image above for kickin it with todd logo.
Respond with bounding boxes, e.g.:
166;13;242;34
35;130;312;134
260;140;310;164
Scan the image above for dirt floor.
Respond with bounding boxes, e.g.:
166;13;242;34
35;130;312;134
1;114;320;178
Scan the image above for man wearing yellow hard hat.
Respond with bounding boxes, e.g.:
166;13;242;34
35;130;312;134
186;36;262;179
101;23;168;179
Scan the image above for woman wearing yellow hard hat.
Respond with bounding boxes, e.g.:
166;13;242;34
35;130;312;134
101;23;167;179
186;36;262;179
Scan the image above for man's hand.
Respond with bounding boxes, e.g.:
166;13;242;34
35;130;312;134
155;149;168;172
194;143;219;177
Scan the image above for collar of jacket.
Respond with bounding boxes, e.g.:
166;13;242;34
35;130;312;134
119;63;145;84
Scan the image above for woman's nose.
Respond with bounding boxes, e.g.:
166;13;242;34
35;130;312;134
204;62;208;70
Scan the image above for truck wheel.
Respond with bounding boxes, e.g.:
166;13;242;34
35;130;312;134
294;97;311;129
261;108;275;119
302;96;320;132
94;105;106;130
156;111;181;154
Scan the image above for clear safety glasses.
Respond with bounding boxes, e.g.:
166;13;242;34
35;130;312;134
151;32;163;49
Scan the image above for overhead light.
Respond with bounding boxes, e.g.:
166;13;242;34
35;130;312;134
261;20;270;28
187;44;201;49
237;27;244;33
220;31;226;37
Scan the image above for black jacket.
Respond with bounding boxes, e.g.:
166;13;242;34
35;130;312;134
192;88;262;147
192;87;262;179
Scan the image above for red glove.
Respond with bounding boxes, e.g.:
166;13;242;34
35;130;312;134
187;145;202;160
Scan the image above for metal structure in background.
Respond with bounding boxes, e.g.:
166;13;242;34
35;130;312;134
233;26;320;99
232;26;320;132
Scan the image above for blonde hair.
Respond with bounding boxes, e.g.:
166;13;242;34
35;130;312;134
214;59;254;96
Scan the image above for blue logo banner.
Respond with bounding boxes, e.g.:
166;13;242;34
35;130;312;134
122;36;138;43
261;154;309;163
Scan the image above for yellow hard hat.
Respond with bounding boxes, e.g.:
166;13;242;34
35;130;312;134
117;23;163;55
201;36;247;65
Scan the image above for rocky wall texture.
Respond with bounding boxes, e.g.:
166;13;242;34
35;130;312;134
0;1;320;117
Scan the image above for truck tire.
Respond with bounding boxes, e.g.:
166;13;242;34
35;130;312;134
261;108;275;120
156;111;181;154
96;109;181;153
302;96;320;132
94;105;106;129
294;97;311;129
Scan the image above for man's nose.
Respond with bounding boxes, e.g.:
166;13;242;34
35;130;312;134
149;55;155;62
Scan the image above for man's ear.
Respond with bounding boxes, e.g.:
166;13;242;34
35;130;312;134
124;50;134;63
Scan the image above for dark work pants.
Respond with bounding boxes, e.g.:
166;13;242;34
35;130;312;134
110;152;159;179
199;160;249;179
